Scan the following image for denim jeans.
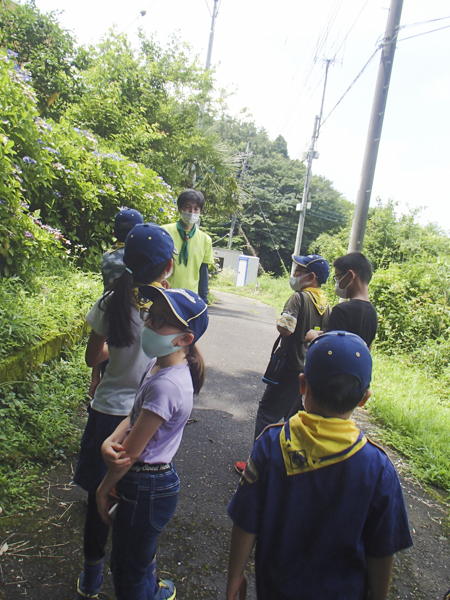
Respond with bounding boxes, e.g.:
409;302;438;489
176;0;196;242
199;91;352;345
111;465;180;600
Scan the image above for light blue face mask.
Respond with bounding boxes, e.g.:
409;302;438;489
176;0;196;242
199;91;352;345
141;327;182;359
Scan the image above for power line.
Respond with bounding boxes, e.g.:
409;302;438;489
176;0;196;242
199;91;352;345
398;24;450;42
320;45;380;130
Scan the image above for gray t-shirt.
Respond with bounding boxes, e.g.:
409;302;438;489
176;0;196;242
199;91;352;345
86;296;150;416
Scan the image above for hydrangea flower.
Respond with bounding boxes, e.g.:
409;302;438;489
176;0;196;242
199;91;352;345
25;231;35;239
7;49;19;59
23;156;37;165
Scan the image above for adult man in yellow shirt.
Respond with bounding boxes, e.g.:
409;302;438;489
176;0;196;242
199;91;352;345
162;189;214;301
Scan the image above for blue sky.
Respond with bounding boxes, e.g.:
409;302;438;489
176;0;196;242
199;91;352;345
34;0;450;231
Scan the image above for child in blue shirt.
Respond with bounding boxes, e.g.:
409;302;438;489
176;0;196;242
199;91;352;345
227;331;413;600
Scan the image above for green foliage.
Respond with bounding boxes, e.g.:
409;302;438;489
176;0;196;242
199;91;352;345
213;270;291;314
0;0;90;118
370;353;450;492
0;49;67;277
0;345;91;511
203;116;352;275
0;261;103;359
65;31;241;212
0;47;176;275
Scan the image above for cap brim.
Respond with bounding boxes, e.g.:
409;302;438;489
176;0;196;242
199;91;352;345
292;254;308;267
139;285;188;327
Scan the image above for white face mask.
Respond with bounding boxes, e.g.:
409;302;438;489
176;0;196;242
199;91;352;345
180;211;200;226
289;273;311;292
141;327;181;359
334;272;351;299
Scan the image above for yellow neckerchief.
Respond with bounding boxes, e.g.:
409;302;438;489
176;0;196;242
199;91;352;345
301;286;329;316
130;281;164;311
280;411;367;475
107;242;125;253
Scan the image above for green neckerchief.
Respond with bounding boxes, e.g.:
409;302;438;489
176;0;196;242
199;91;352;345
176;220;196;266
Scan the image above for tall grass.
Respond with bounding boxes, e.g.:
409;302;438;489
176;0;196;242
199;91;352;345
0;261;103;358
370;353;450;492
212;270;290;313
0;345;91;511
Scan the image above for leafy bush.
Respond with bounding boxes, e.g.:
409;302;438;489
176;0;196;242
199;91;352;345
0;261;103;359
0;50;67;277
0;345;91;510
0;48;177;276
370;259;450;355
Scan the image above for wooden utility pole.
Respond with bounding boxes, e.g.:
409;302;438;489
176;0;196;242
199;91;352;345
348;0;404;252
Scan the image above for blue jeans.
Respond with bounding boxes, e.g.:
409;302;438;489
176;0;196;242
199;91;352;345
111;465;180;600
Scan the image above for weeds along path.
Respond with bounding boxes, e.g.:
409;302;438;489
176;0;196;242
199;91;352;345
0;291;449;599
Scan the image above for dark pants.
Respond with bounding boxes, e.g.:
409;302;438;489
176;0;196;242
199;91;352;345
198;262;209;303
254;369;303;440
111;466;180;600
74;407;127;562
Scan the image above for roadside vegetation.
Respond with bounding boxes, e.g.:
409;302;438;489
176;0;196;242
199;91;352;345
1;1;449;511
213;200;450;495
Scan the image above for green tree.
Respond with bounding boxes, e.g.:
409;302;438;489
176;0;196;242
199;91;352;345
0;0;90;118
203;116;351;274
65;31;241;213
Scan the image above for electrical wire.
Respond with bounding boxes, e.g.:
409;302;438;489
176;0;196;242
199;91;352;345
320;45;380;130
398;24;450;42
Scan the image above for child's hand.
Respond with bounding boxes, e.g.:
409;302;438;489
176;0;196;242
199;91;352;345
304;329;321;345
96;485;115;525
89;372;101;399
102;441;131;470
226;573;247;599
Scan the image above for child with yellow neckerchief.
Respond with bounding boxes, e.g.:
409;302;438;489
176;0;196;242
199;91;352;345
227;331;413;600
248;254;331;450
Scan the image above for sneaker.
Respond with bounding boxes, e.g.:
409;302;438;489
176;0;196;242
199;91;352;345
235;461;246;475
444;590;450;600
75;574;103;599
156;578;176;600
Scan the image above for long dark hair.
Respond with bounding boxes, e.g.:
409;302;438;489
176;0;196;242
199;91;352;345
100;257;171;348
186;343;205;395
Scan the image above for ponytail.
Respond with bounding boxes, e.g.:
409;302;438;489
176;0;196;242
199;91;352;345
186;343;205;395
100;257;171;348
100;270;135;347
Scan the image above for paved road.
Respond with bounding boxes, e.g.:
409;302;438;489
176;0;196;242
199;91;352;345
2;290;449;599
162;290;277;599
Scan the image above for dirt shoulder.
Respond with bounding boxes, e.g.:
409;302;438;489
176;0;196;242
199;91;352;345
1;292;449;599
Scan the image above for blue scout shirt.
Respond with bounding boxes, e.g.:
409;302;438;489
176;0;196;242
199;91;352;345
228;412;413;600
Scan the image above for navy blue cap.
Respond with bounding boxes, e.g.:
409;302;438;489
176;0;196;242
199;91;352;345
292;254;329;284
115;208;144;230
305;331;372;391
124;224;177;275
139;286;208;344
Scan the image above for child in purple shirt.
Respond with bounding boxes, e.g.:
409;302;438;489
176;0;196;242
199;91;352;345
96;287;209;600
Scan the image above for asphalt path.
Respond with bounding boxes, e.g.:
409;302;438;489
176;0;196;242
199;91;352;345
2;290;449;599
159;290;278;599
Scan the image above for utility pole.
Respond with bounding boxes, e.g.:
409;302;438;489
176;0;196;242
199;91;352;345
348;0;404;252
199;0;220;127
292;59;332;271
205;0;219;71
227;142;250;249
